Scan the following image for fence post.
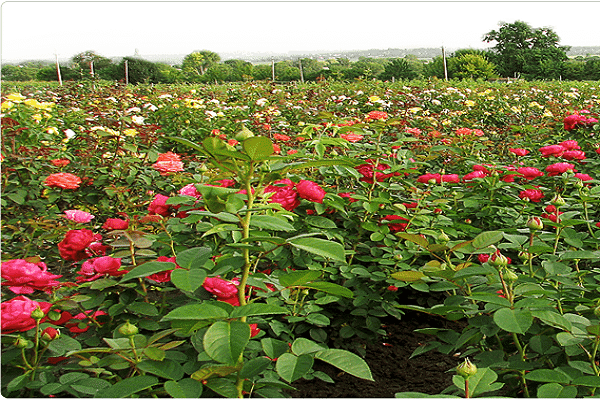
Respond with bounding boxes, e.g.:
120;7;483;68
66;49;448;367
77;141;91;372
442;46;448;81
55;53;63;86
125;60;129;85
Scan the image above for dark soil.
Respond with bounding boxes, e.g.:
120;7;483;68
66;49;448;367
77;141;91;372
289;311;464;398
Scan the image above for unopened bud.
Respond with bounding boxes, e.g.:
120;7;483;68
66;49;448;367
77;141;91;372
30;307;45;321
456;358;477;379
551;194;566;207
503;269;518;283
518;251;530;261
301;289;310;296
594;306;600;317
489;250;508;268
437;230;450;244
118;321;138;337
526;216;544;231
41;327;60;341
14;336;30;349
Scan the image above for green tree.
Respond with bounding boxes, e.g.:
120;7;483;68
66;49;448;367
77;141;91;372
35;66;78;81
379;58;418;81
483;20;569;79
102;57;160;84
71;51;113;79
181;50;221;79
1;65;38;81
423;56;447;79
451;53;497;80
583;57;600;80
223;59;254;81
274;60;300;82
155;62;184;83
204;63;234;83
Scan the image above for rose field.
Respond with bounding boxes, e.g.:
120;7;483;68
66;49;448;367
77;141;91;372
1;78;600;398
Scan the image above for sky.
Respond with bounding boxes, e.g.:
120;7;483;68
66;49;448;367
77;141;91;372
2;1;599;62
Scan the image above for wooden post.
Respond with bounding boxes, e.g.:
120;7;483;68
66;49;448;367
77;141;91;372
299;58;304;83
90;60;94;77
55;53;63;85
125;60;129;84
442;46;448;81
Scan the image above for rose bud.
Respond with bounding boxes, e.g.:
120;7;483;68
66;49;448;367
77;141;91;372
118;321;139;337
30;307;45;321
526;217;544;231
503;269;518;283
14;336;31;349
456;358;478;379
551;194;566;207
41;327;60;341
489;250;508;268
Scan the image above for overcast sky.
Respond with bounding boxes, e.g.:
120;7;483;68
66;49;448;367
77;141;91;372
2;1;599;62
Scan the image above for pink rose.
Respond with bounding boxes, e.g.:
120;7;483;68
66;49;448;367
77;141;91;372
561;150;586;161
268;186;300;211
58;229;101;261
1;296;52;334
517;167;544;180
539;145;564;158
64;210;95;223
178;183;202;198
296;180;326;204
509;148;530;156
152;151;184;174
1;259;62;294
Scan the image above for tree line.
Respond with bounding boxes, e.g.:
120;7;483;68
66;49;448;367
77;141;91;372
3;21;600;83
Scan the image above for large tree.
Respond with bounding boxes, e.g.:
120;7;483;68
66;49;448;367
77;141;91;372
181;50;221;79
483;21;569;79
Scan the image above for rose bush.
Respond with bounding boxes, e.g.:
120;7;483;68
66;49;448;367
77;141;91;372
1;78;599;398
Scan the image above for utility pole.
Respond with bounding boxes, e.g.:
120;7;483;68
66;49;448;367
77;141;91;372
55;53;63;85
298;58;304;83
442;46;448;81
271;58;275;82
125;60;129;85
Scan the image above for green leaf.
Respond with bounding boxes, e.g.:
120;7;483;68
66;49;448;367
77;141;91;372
278;270;322;287
276;353;314;383
391;270;426;282
229;303;289;318
204;377;239;398
204;320;250;365
120;261;176;283
164;379;203;398
571;375;600;387
302;282;353;298
201;223;240;238
7;373;31;392
170;268;207;292
315;349;373;381
261;338;290;360
556;332;584;346
238;357;272;379
127;302;159;316
191;365;241;380
531;310;572;331
462;367;504;397
176;247;212;270
524;369;571;384
250;215;295;231
493;308;533;334
288;237;346;262
95;375;158;398
473;231;504;249
243;136;274;160
306;215;338;229
306;313;331;326
560;250;600;260
536;383;578;398
137;359;184;381
161;303;229;321
468;293;511;307
47;334;81;356
291;338;326;355
70;377;111;396
143;347;166;361
396;233;429;248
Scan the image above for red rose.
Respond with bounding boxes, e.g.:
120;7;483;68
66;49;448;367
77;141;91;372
340;133;363;143
382;215;409;232
76;256;125;283
102;218;129;230
365;110;388;121
509;148;529;156
517;167;544;180
66;310;108;334
561;150;586;160
249;323;261;338
1;259;62;294
296;180;326;203
519;189;544;202
203;277;238;300
546;162;576;177
462;170;487;182
148;194;172;216
564;113;587;131
41;326;60;341
44;173;82;190
417;173;441;184
1;296;52;334
355;161;397;183
539;145;564;158
58;229;100;261
50;159;70;167
146;256;178;283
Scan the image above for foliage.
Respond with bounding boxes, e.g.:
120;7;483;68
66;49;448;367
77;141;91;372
1;79;600;398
